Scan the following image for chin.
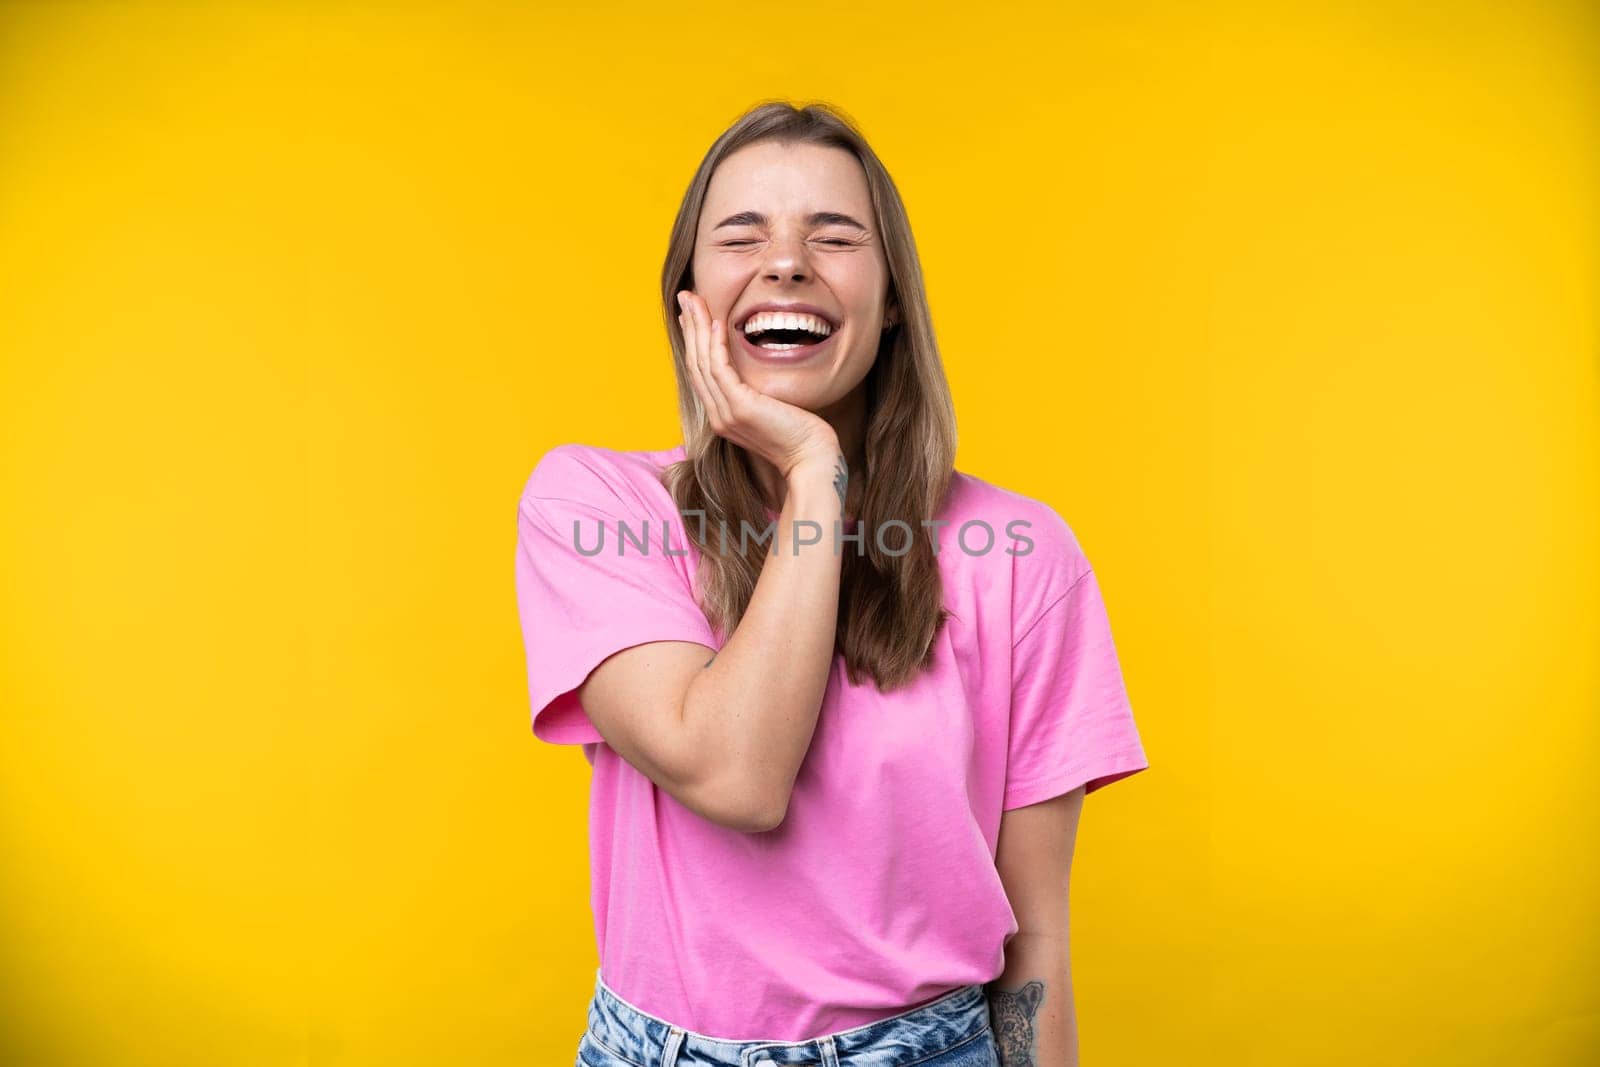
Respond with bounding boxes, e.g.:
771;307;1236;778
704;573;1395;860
743;374;822;408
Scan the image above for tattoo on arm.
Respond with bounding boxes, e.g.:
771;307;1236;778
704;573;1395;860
987;979;1045;1066
831;453;848;509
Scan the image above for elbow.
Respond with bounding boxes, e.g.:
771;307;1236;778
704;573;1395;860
741;789;790;833
670;707;790;832
669;689;791;832
686;772;789;834
721;784;790;833
727;764;793;832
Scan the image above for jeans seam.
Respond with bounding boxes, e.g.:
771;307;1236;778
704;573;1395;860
896;1024;992;1067
583;1028;647;1067
817;985;980;1044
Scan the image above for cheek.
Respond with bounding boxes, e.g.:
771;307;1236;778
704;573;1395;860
691;262;741;301
835;263;889;308
840;324;884;367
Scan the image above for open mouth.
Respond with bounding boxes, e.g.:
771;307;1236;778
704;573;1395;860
744;326;832;351
738;309;839;354
738;327;836;362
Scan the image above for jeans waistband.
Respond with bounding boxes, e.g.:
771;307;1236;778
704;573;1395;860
583;968;993;1067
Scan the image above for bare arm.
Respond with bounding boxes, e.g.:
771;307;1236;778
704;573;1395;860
988;786;1086;1065
574;289;850;832
576;451;846;832
677;453;846;828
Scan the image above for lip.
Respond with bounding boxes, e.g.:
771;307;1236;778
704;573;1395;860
737;324;838;365
734;302;841;330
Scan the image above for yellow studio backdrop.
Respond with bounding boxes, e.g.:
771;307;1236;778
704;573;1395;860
0;1;1594;1064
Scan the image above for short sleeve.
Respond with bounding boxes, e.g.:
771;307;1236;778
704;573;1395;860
1003;567;1149;809
514;450;719;746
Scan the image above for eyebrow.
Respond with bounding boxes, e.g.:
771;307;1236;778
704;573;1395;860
712;210;870;232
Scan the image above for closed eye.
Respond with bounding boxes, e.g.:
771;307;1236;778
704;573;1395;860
720;239;859;247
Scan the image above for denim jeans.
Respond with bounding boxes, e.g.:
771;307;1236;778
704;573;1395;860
574;969;1000;1067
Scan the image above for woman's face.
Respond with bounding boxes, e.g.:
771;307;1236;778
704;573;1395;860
690;140;896;414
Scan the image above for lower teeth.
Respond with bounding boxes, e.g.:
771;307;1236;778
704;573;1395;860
758;342;806;351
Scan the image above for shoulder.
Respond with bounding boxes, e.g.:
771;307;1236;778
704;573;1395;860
944;470;1088;574
943;469;1094;631
520;441;685;515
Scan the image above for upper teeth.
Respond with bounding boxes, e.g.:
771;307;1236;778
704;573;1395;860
742;311;834;336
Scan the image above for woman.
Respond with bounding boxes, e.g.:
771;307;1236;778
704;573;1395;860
514;101;1150;1067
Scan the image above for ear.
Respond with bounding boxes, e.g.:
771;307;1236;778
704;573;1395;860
882;292;900;330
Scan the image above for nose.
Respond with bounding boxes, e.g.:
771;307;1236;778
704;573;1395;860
759;232;812;283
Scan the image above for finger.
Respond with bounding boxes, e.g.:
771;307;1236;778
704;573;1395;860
705;317;749;406
682;293;722;428
678;299;715;424
689;293;733;428
676;295;706;408
706;317;757;425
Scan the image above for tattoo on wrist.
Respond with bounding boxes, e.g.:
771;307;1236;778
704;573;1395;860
988;979;1044;1066
832;453;848;509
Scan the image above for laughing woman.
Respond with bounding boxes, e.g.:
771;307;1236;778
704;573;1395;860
514;100;1150;1067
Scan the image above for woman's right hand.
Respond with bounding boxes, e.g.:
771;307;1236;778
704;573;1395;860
678;289;841;479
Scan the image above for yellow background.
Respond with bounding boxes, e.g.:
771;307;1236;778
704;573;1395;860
1;1;1595;1063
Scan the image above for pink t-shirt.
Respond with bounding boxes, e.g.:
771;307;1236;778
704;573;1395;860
513;442;1149;1041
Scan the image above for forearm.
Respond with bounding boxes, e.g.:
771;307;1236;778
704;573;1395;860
682;455;845;821
986;931;1078;1067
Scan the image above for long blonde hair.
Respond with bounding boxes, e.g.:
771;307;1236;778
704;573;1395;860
660;100;959;692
